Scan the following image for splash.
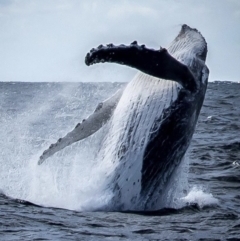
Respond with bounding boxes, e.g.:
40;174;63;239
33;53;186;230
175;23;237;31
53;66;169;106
0;83;120;211
181;186;219;208
0;82;195;211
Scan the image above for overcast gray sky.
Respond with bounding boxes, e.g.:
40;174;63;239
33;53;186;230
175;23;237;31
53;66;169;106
0;0;239;82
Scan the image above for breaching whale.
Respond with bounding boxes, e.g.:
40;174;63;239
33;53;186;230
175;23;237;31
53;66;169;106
38;25;209;210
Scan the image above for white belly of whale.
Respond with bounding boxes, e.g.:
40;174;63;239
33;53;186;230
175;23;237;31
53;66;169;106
98;72;180;209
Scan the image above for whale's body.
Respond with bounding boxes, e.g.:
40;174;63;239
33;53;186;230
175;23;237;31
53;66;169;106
39;25;209;211
98;74;182;210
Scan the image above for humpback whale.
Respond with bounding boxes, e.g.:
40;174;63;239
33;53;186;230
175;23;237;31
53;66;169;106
38;25;209;210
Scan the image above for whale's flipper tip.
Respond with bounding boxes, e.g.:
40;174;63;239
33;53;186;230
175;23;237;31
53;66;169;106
37;141;58;165
38;156;45;165
37;160;43;165
38;150;51;165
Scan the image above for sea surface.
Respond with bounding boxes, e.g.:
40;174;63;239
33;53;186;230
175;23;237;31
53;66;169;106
0;81;239;240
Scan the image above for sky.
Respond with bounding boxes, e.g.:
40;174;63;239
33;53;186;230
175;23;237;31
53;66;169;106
0;0;239;82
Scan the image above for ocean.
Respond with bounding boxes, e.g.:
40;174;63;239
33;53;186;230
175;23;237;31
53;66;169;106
0;81;239;240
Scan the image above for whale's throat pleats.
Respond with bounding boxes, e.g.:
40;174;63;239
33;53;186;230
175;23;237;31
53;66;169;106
97;73;180;210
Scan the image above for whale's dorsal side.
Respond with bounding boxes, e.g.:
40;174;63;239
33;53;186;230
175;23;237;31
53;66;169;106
38;88;124;164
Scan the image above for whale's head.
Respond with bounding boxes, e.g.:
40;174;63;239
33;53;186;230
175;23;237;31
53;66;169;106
174;24;208;62
167;24;209;87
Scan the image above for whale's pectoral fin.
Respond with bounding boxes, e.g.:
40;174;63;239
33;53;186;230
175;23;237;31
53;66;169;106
38;88;124;165
85;43;197;92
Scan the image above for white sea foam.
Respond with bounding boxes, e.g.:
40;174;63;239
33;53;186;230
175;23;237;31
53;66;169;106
0;84;115;211
181;186;219;208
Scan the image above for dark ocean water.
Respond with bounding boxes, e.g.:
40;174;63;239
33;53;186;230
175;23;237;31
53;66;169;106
0;81;239;240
